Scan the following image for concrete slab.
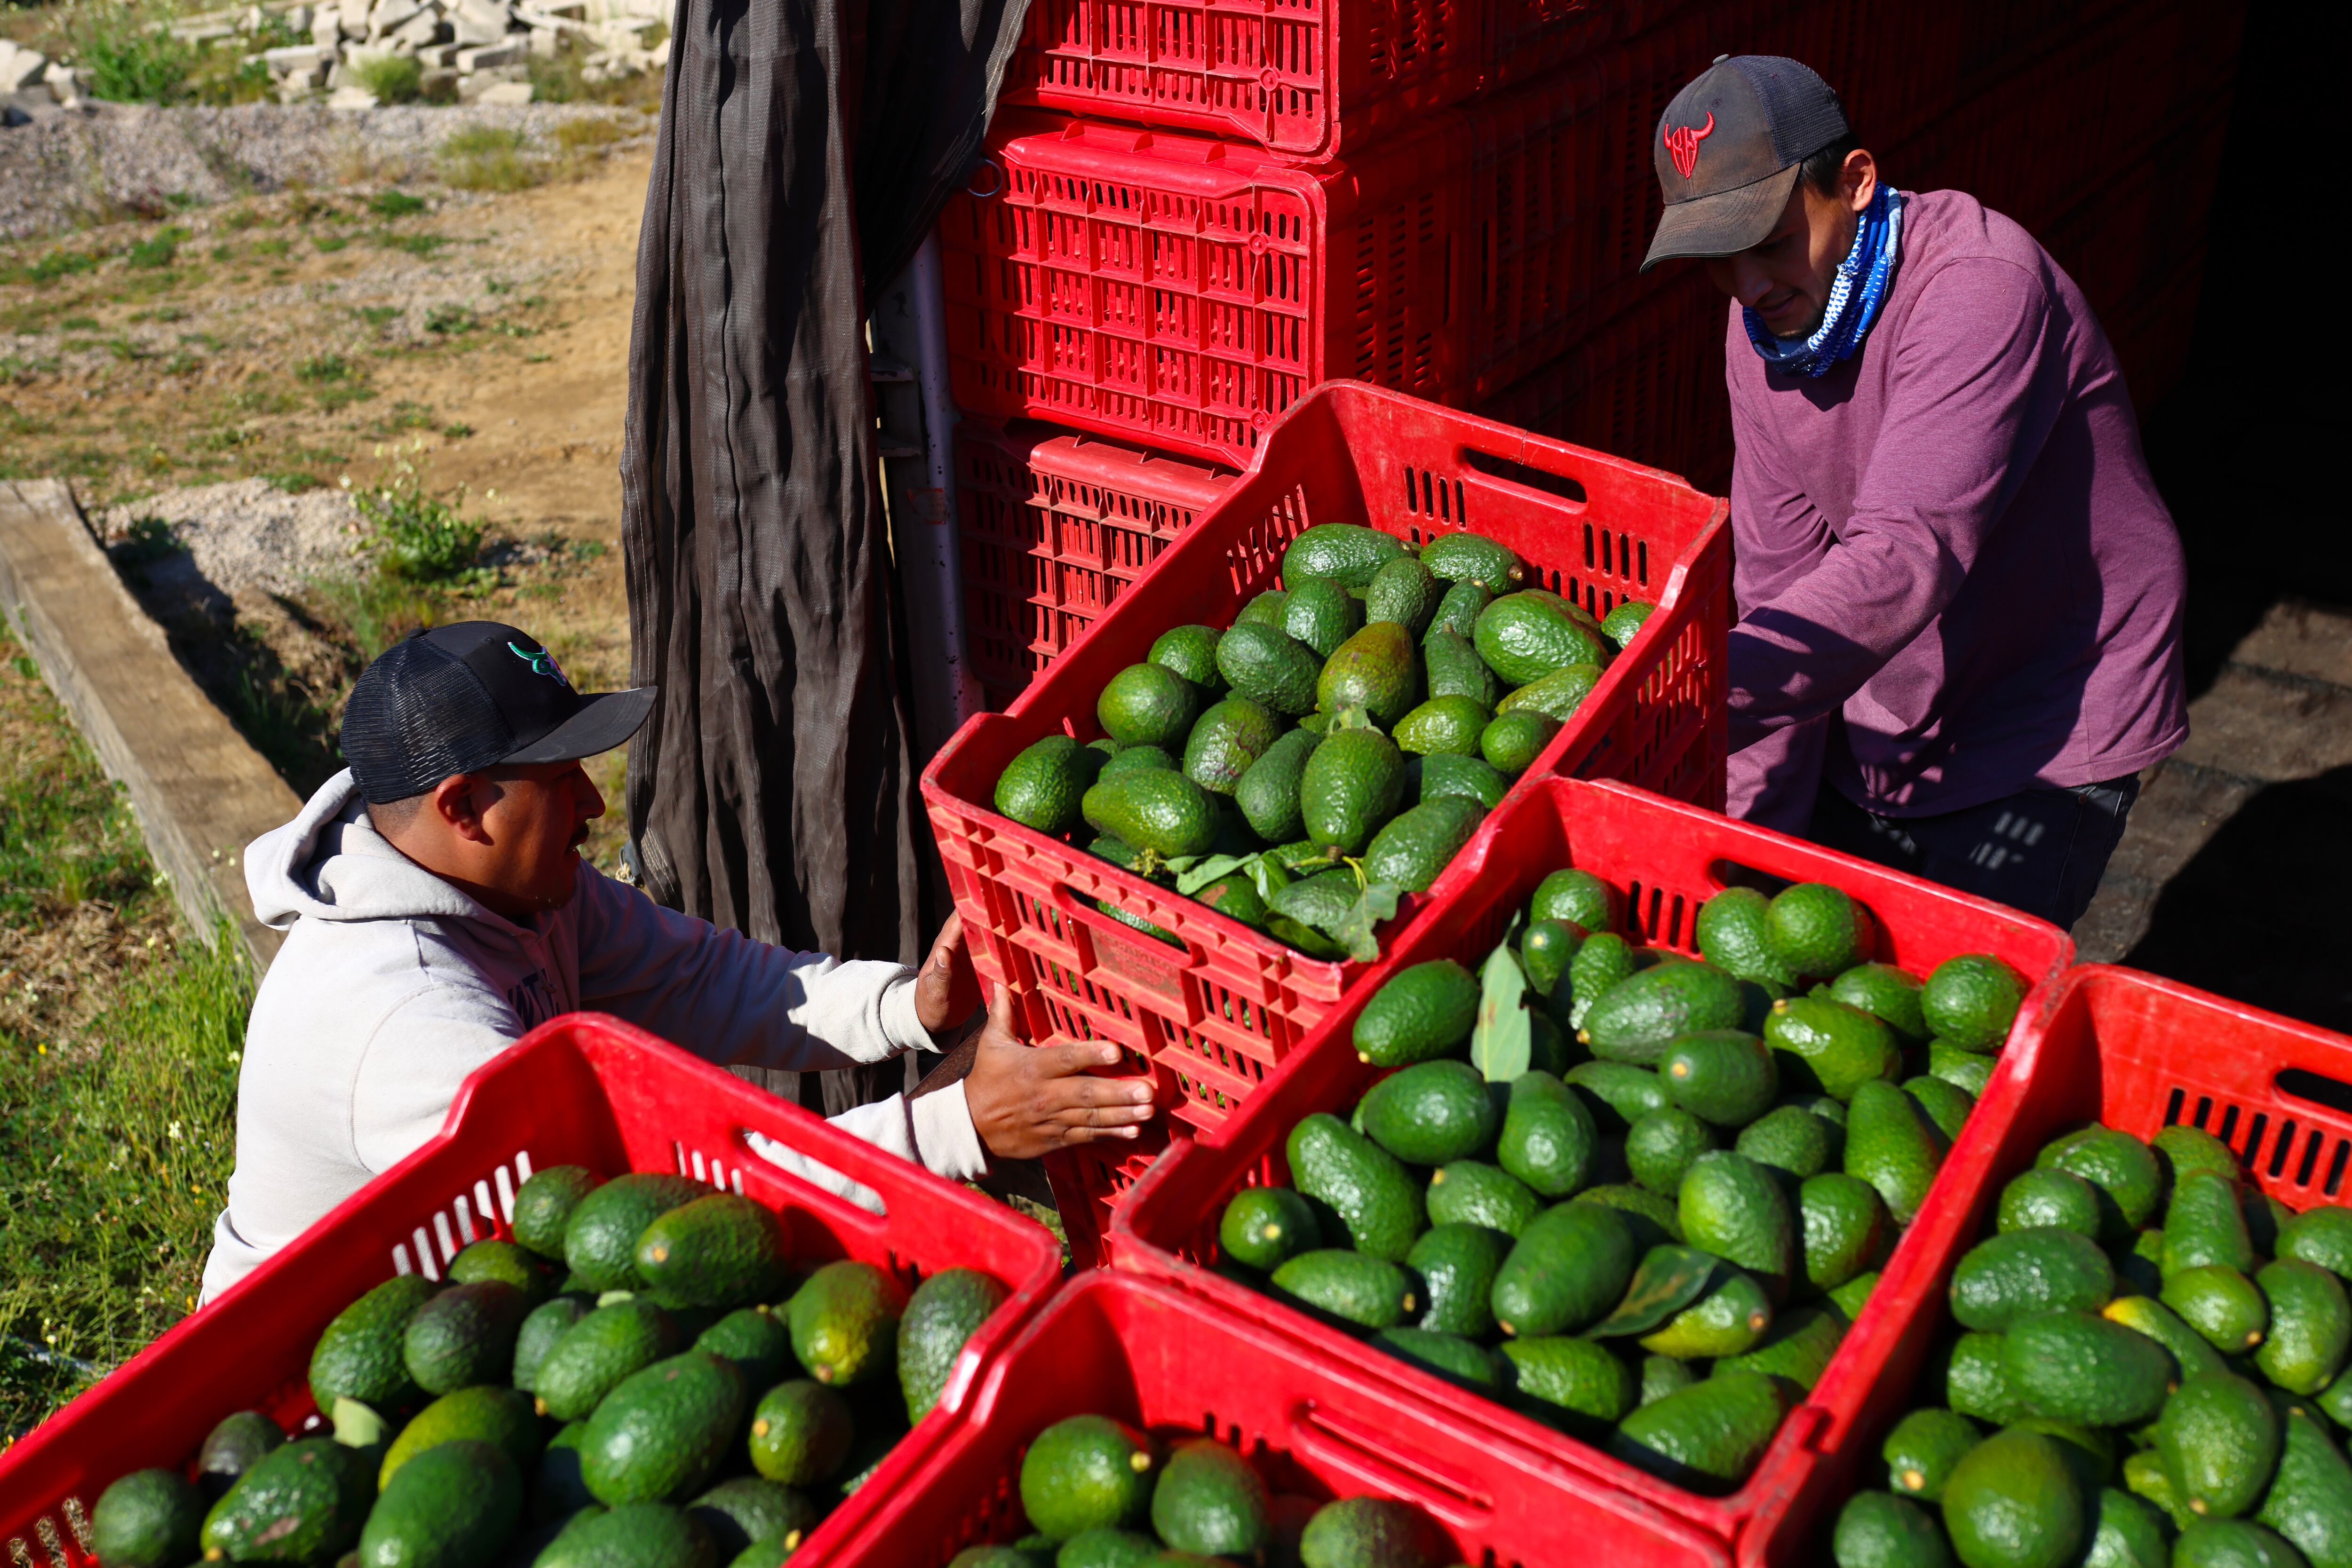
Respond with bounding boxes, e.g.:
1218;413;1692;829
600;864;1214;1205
2228;600;2352;689
0;479;302;969
2170;662;2352;782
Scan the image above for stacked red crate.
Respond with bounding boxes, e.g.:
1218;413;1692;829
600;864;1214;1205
954;420;1237;709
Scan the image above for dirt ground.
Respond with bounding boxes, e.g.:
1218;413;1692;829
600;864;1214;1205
2;136;656;864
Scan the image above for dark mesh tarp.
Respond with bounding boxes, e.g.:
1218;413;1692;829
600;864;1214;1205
618;0;1028;1114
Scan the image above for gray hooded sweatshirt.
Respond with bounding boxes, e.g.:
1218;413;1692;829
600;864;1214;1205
201;769;986;1301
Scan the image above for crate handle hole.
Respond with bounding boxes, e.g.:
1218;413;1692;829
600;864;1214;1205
1459;447;1587;508
741;1129;887;1216
2276;1069;2352;1118
1707;858;1793;898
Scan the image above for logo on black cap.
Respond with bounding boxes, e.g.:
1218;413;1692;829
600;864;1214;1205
1663;112;1715;181
509;641;573;689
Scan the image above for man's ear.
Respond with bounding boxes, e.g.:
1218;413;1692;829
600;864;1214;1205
1843;147;1878;213
431;773;494;844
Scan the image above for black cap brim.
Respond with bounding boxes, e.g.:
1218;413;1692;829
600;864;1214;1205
500;686;657;766
1641;163;1803;272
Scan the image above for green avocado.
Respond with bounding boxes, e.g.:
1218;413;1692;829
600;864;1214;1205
994;735;1105;836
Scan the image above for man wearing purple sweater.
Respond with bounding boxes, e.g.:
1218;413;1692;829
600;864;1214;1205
1641;55;2188;928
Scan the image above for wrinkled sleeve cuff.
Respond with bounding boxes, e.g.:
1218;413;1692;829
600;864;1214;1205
911;1080;991;1183
880;975;937;1056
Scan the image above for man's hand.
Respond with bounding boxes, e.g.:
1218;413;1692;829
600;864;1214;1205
914;912;984;1039
963;985;1157;1160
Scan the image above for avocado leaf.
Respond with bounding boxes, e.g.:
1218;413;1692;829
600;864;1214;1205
1242;853;1294;905
1175;853;1252;895
1584;1245;1723;1338
1326;878;1402;964
1269;914;1347;961
1469;938;1531;1082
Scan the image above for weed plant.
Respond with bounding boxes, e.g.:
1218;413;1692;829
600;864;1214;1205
350;439;486;585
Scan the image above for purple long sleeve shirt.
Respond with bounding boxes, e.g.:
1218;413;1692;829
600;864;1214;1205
1722;189;2187;830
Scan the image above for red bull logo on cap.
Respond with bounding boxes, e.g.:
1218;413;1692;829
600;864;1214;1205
1664;111;1715;180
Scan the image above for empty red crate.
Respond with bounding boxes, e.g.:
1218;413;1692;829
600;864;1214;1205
958;420;1239;702
1740;966;2352;1563
946;30;1755;470
944;113;1462;467
921;383;1727;1264
818;1268;1741;1566
0;1015;1062;1567
1109;775;2074;1553
998;0;1630;163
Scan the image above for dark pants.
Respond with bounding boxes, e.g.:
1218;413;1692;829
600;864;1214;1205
1807;775;2143;930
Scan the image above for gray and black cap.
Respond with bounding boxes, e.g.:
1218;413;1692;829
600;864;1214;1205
1642;55;1850;271
341;620;654;803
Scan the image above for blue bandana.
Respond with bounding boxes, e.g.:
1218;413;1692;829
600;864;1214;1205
1745;183;1904;379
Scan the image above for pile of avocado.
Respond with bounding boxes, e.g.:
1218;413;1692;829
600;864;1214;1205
941;1411;1456;1568
1210;868;2028;1495
85;1166;1010;1568
1831;1123;2352;1568
991;522;1653;961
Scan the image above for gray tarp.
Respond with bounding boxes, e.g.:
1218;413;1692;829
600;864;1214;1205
618;0;1028;1113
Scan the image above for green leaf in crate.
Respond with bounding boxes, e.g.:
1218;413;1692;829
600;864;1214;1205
1328;879;1403;965
1270;915;1347;961
1585;1246;1723;1338
1175;853;1252;895
1470;938;1531;1082
1244;854;1294;904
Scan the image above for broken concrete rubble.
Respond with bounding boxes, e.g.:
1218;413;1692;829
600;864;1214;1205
2;0;668;124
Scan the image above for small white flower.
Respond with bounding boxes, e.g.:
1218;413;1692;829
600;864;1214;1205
168;1121;184;1140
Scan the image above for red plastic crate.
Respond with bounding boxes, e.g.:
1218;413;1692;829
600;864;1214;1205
819;1268;1740;1566
943;113;1461;467
1108;776;2074;1553
921;383;1726;1263
0;1015;1062;1568
958;420;1239;702
997;0;1635;164
1740;966;2352;1563
1476;272;1735;495
946;30;1762;470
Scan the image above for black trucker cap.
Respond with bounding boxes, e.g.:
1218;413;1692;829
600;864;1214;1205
341;621;654;803
1642;55;1850;272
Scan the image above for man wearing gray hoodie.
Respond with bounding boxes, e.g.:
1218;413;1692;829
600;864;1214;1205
201;621;1152;1301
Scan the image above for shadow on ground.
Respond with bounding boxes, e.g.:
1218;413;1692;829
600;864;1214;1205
2122;765;2352;1031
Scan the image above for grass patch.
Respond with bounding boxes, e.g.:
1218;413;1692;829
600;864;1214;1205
314;235;350;254
60;317;101;333
351;54;423;104
438;127;540;193
0;931;251;1433
1;250;103;288
295;354;351;383
552;116;628;151
378;232;453;259
369;190;429;219
308;571;443;663
0;637;252;1432
127;229;189;269
357;306;404;330
425;304;478;334
358;400;437;440
78;11;197;105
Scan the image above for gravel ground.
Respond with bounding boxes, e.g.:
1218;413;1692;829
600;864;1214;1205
0;99;649;240
97;478;368;597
